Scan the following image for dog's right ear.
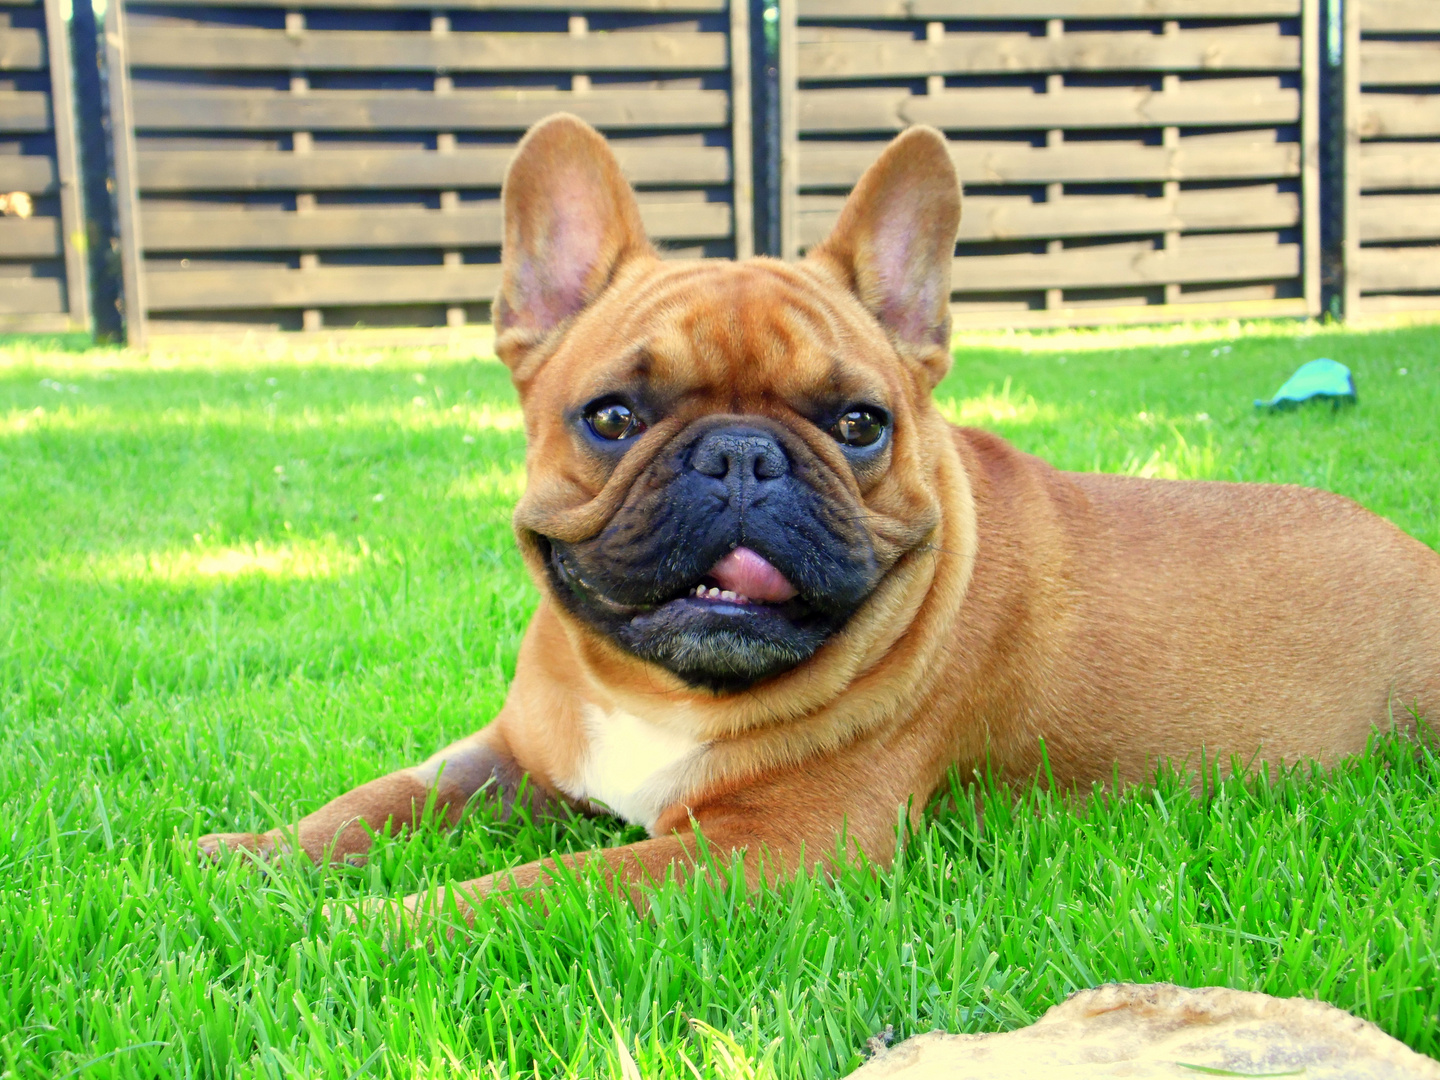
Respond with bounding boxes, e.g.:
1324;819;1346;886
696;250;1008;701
494;114;653;368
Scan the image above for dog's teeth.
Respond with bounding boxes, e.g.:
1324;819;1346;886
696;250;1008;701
707;587;721;599
735;593;751;604
693;585;704;597
720;590;737;601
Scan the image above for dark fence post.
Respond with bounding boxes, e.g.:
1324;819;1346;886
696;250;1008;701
69;0;121;341
750;0;780;257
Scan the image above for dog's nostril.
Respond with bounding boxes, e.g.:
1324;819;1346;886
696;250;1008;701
691;429;789;483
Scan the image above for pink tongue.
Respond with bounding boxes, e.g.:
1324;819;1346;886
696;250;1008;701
707;547;798;603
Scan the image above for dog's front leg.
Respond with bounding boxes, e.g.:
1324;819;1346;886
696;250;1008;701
197;722;562;865
386;823;768;931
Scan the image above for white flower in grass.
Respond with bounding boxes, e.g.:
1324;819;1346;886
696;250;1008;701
372;493;385;503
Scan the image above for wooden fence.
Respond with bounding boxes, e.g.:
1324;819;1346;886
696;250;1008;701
0;0;89;334
1344;0;1440;319
106;0;753;345
778;0;1321;329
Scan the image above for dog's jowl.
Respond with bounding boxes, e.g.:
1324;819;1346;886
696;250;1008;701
199;114;1440;921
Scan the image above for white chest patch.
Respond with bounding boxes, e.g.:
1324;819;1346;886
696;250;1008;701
557;706;706;832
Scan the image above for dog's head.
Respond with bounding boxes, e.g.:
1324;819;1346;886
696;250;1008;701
495;115;961;694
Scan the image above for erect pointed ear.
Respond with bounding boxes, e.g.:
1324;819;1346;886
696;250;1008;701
806;126;961;388
494;113;654;365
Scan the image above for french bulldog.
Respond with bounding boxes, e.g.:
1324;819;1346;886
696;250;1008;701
199;115;1440;921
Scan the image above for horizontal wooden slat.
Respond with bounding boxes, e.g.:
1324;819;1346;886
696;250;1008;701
1359;144;1440;191
0;275;65;315
0;154;57;192
140;200;732;251
799;1;1299;18
144;263;505;310
1360;41;1440;87
800;139;1299;186
128;27;727;73
1356;246;1440;292
1359;195;1440;243
799;187;1297;246
132;87;729;132
799;29;1297;80
0;215;60;257
0;89;50;132
950;296;1308;330
135;0;723;9
137;145;731;191
0;27;45;70
950;235;1298;291
0;312;75;333
1360;0;1440;32
800;81;1297;132
1356;94;1440;139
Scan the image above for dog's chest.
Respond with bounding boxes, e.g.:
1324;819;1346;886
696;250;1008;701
557;706;706;832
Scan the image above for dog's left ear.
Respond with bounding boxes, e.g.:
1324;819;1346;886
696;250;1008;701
807;126;960;389
494;114;654;366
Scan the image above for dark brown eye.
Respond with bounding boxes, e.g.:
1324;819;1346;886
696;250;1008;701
584;400;645;441
830;407;887;448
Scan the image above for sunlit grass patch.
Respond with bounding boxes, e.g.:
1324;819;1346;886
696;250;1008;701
0;321;1436;1078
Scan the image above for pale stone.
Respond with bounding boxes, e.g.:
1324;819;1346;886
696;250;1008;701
849;983;1440;1080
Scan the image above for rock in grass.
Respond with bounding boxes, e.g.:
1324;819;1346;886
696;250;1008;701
849;983;1439;1079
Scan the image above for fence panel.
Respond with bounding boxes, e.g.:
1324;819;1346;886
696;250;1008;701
107;0;752;345
779;0;1320;329
1344;0;1440;319
0;0;89;333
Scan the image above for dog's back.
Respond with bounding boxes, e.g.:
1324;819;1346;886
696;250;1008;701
949;425;1440;787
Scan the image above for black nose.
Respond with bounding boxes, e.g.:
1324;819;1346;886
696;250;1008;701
690;428;789;490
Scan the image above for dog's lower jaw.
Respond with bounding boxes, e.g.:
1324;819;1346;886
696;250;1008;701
617;609;825;693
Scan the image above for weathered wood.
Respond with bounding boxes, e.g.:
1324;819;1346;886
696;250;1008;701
0;26;44;69
139;201;733;251
1358;195;1440;243
799;140;1300;186
1360;41;1440;87
798;188;1298;246
0;215;60;257
949;296;1307;330
799;1;1299;17
1301;0;1319;316
1355;247;1440;293
131;87;730;132
136;0;724;10
0;89;50;131
799;29;1297;80
799;81;1298;132
779;0;799;258
45;0;90;328
1359;143;1440;190
1343;0;1361;316
136;145;732;191
0;312;73;333
0;154;56;192
106;0;147;346
950;236;1298;292
144;263;506;311
127;27;728;72
1359;0;1440;32
0;275;65;314
1355;94;1440;138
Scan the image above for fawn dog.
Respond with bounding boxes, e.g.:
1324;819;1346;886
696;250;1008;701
199;115;1440;920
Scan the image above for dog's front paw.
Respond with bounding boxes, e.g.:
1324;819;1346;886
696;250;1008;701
196;830;287;863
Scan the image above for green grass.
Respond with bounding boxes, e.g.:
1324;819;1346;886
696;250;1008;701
0;321;1437;1079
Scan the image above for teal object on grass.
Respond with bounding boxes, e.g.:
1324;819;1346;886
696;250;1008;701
1255;358;1357;409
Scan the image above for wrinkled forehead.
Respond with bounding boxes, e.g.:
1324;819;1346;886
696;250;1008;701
536;260;900;408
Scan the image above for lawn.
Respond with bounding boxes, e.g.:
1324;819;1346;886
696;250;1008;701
0;320;1437;1079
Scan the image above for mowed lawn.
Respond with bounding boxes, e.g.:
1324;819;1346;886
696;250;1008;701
1;322;1437;1079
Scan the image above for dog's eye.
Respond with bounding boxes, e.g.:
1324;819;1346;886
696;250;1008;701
830;407;887;448
584;400;646;441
